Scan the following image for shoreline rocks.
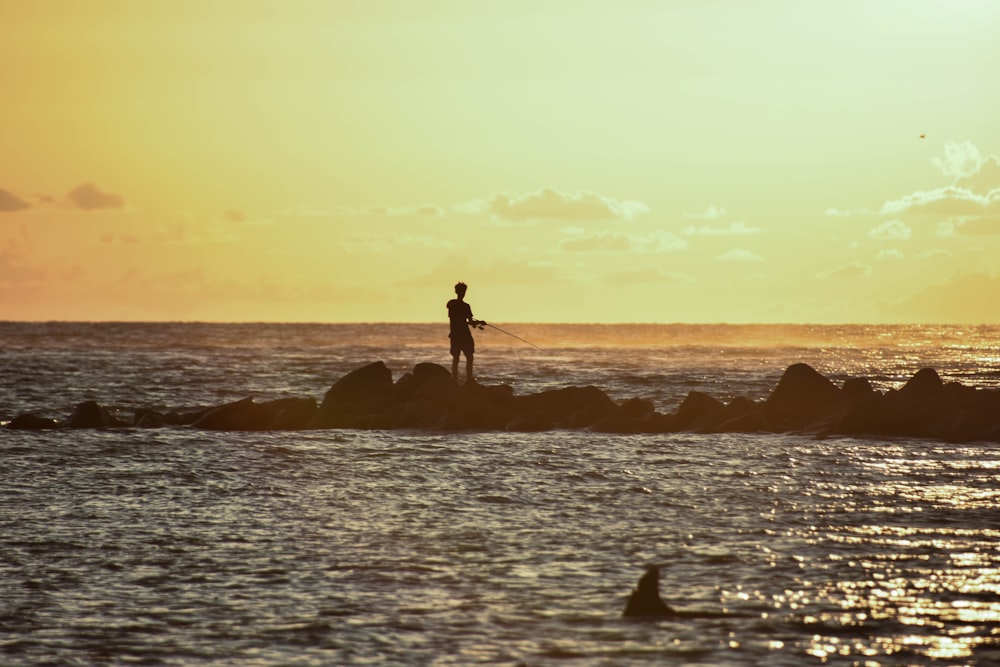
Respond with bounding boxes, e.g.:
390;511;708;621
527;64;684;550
5;361;1000;443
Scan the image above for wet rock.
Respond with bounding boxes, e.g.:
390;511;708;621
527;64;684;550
516;385;620;428
19;360;1000;441
674;391;724;431
765;363;842;431
133;409;168;428
713;397;768;433
623;566;674;618
620;397;655;420
66;401;123;428
310;361;394;428
191;397;316;431
264;398;317;430
6;414;59;430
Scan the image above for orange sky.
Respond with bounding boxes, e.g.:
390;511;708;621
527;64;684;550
2;1;999;323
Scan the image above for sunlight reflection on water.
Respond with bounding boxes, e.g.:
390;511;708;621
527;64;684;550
3;323;1000;665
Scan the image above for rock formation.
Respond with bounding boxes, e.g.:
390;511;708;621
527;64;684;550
5;361;1000;442
623;566;675;617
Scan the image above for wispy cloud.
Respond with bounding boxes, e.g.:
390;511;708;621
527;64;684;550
560;230;688;253
604;267;696;286
868;219;911;241
407;255;559;287
683;220;760;236
282;203;445;217
932;141;988;181
876;248;903;260
463;187;649;222
683;205;727;219
821;262;872;279
715;248;762;262
343;234;456;253
879;186;999;218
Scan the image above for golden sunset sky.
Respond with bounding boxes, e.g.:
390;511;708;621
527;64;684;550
2;1;999;323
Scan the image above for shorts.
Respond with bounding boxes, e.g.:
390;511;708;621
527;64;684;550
450;333;474;357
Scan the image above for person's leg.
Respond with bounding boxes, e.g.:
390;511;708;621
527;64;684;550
452;354;460;381
466;353;474;384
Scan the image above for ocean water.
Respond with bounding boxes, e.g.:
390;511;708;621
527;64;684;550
1;322;999;666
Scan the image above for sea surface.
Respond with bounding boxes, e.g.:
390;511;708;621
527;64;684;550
1;322;999;666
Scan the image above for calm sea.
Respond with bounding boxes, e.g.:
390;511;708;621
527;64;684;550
2;322;998;666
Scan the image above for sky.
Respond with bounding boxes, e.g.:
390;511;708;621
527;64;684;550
2;0;999;323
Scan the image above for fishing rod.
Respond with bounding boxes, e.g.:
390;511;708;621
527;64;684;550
474;321;543;350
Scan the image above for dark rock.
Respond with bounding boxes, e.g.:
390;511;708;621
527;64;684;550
842;376;876;399
20;359;1000;440
66;401;122;428
822;391;892;437
311;361;395;428
620;397;655;420
322;361;393;409
191;397;257;430
713;397;767;433
264;398;317;430
188;397;314;431
765;363;841;431
900;367;943;398
623;566;674;618
505;410;553;432
446;382;517;430
6;414;59;430
674;391;725;430
134;409;168;428
392;363;457;403
516;385;619;428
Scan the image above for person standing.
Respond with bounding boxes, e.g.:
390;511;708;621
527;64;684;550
447;282;483;383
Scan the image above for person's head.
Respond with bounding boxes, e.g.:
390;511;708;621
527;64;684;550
454;282;467;298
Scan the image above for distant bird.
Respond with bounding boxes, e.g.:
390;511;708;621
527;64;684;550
919;133;926;139
622;566;675;617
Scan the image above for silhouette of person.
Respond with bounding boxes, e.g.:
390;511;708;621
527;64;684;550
447;282;482;383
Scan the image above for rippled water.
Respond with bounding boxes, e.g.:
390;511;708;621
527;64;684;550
2;323;999;665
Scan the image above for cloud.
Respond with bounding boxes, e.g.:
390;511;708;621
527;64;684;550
683;220;761;236
604;267;696;286
343;233;456;253
956;155;1000;194
368;204;444;216
560;230;688;253
715;248;762;262
879;186;999;218
283;203;445;217
876;248;903;260
560;232;633;252
684;205;727;219
407;255;558;288
830;143;1000;224
67;183;125;210
868;219;911;241
0;188;31;213
874;143;1000;232
468;187;649;222
824;207;868;217
821;262;872;279
932;140;987;181
413;204;445;216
